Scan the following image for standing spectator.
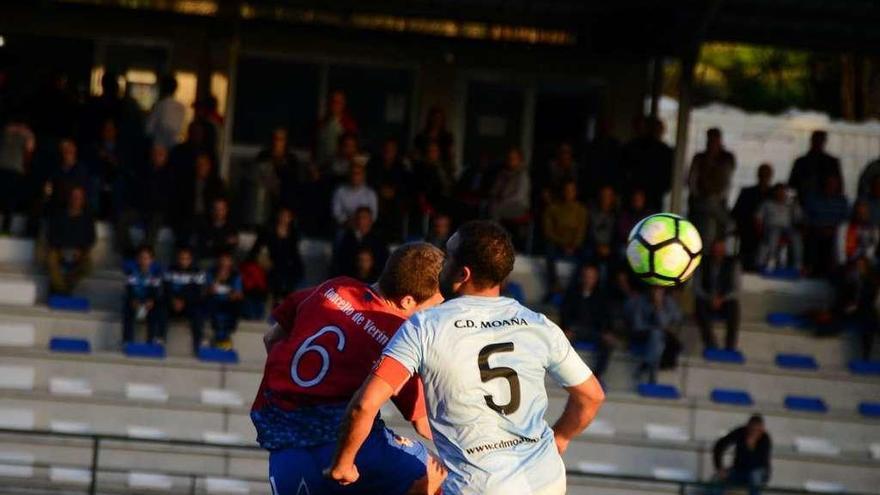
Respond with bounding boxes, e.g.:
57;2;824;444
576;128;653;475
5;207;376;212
561;264;613;379
620;116;673;211
146;74;186;149
316;90;358;165
582;117;622;197
413;140;455;218
163;246;206;355
195;197;239;262
175;152;226;245
138;145;174;250
331;164;378;227
80;72;144;164
192;95;222;157
170;121;214;187
425;213;452;251
543;180;588;297
712;415;772;495
455;152;496;222
836;200;880;268
616;188;652;253
45;186;96;295
332;207;389;278
756;184;804;272
537;142;580;207
0;109;35;234
733;164;774;271
326;132;360;182
242;127;300;228
368;137;411;241
206;251;243;350
413;105;454;164
694;239;742;351
353;248;378;282
488;147;531;240
688;128;736;244
122;245;164;346
858;152;880;199
834;256;878;359
789;130;842;205
804;175;849;276
247;208;304;303
631;287;683;384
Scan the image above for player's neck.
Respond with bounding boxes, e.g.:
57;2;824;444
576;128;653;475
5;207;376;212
458;283;502;298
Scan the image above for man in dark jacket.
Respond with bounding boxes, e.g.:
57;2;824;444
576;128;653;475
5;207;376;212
332;207;389;278
789;130;842;205
560;264;613;379
195;197;239;262
713;414;772;495
164;246;206;354
733;164;774;271
46;186;95;295
694;238;742;351
174;151;225;246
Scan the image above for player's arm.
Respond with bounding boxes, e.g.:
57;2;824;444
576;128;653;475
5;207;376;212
552;375;605;454
392;374;432;441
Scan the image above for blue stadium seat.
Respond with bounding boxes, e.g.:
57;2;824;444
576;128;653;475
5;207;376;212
48;337;91;354
761;267;800;280
198;347;239;364
703;349;745;364
848;360;880;375
775;353;818;370
784;395;827;413
710;388;754;406
47;295;90;312
574;341;597;353
857;402;880;418
123;342;166;359
637;383;680;400
765;312;809;329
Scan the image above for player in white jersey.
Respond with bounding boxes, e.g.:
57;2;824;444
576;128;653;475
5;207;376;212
327;221;605;494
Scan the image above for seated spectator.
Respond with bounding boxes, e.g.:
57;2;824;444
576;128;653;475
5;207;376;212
588;185;619;285
247;208;304;303
615;188;652;252
733;163;774;271
169;121;214;186
239;257;268;320
858;151;880;198
694;239;742;351
631;287;682;384
0;108;35;235
804;175;849;276
242;127;300;228
146;74;186;150
368;137;411;242
45;138;88;213
836;200;880;268
331;163;378;228
413;105;454;163
864;175;880;226
195;197;239;262
455;152;495;222
122;245;165;346
712;414;772;495
206;251;243;350
175;151;226;245
560;264;612;379
332;207;389;278
833;256;878;357
46;186;95;296
537;142;580;207
425;213;452;251
543;180;588;298
413;140;455;219
756;184;803;272
126;144;173;252
163;246;206;354
87;118;129;220
489;147;530;222
353;247;378;282
326;132;360;182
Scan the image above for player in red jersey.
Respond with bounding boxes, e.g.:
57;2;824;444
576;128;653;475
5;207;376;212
251;242;447;495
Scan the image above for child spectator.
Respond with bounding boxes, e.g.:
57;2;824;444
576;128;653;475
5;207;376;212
163;246;206;354
836;200;880;268
195;197;239;263
543;180;588;299
247;207;304;304
631;287;683;384
206;251;243;350
122;245;165;346
46;186;96;296
756;183;803;272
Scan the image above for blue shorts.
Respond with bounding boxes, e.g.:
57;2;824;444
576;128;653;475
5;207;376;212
268;426;428;495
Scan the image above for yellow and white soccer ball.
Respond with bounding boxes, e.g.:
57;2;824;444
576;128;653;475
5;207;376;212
625;213;703;286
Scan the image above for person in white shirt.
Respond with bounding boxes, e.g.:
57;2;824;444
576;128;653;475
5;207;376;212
332;164;378;227
146;75;186;149
327;220;605;495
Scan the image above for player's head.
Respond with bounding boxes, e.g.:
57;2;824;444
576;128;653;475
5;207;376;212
175;246;193;268
439;220;515;299
377;242;445;316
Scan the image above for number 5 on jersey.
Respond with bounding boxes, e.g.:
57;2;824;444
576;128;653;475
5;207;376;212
478;343;521;415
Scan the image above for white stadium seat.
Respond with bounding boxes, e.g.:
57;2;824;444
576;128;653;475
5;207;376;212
49;466;92;484
0;408;34;430
870;443;880;461
201;388;243;407
125;383;170;402
576;461;619;475
128;472;173;490
205;477;250;494
652;467;693;481
49;420;92;434
804;480;845;493
794;437;841;456
126;426;167;439
202;431;244;445
0;451;34;478
0;365;35;390
0;322;35;347
584;419;616;437
644;424;690;443
49;377;93;397
0;279;38;306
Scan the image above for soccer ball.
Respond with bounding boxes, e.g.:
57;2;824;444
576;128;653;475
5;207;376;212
625;213;702;286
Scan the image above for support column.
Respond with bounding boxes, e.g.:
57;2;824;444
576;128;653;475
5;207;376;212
649;57;665;119
219;32;239;179
670;52;695;215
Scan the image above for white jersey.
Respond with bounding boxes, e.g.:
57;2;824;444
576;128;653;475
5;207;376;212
383;295;592;495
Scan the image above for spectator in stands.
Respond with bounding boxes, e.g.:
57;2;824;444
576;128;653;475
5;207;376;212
561;264;612;379
582;117;622;197
316;89;358;165
239;257;268;320
805;175;849;276
864;175;880;226
489;147;531;247
621;116;673;211
712;414;772;495
688;128;736;244
0;108;35;235
616;188;652;254
858;151;880;198
206;251;243;350
756;184;804;272
146;74;185;149
414;105;454;164
425;213;452;251
836;200;879;268
332;163;378;228
80;72;144;164
195;197;239;262
326;132;361;183
163;246;206;354
170;121;214;186
332;206;389;278
733;163;774;271
122;245;165;346
175;151;225;245
538;142;580;207
368;137;411;242
694;239;742;351
192;95;222;157
243;127;300;228
455;151;495;222
46;138;87;213
543;179;588;298
46;186;96;296
247;207;304;303
137;145;174;250
353;247;378;282
294;162;334;239
789;130;842;205
413;140;455;219
588;185;619;285
631;287;682;384
834;256;878;359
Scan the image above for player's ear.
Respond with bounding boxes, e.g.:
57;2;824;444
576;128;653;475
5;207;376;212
398;294;417;314
460;266;473;285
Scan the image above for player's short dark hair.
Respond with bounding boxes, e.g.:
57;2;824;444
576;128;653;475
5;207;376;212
136;244;154;257
452;221;515;289
378;242;444;303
